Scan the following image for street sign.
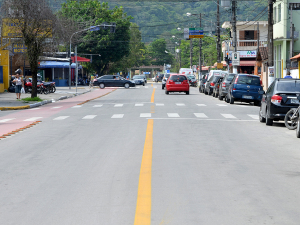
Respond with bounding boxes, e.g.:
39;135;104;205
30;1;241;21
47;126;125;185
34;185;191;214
189;28;204;39
217;63;223;69
232;52;240;66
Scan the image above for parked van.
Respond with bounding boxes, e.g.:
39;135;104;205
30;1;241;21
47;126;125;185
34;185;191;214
179;68;193;75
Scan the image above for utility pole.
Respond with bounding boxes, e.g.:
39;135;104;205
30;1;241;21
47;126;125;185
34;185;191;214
257;22;260;53
268;0;274;68
217;0;221;63
232;0;237;73
199;13;202;80
289;5;294;59
190;38;193;69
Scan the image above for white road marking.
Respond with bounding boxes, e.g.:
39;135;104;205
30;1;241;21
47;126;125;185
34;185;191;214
52;106;62;109
0;118;16;123
248;114;259;120
135;104;144;106
82;115;97;120
24;117;43;121
72;105;82;108
93;105;103;107
196;104;207;106
156;103;164;106
194;113;208;118
237;105;249;108
53;116;69;121
168;113;180;118
176;103;185;106
221;114;236;119
114;104;123;107
144;86;149;88
217;104;227;107
153;86;157;89
29;108;41;110
112;114;124;118
140;113;152;118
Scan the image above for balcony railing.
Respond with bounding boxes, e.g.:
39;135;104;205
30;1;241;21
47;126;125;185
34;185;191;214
222;40;267;48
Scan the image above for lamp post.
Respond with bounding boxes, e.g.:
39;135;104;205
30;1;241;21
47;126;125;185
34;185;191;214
187;12;203;81
69;23;116;91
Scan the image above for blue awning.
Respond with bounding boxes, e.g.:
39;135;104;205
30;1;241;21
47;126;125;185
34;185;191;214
39;61;82;69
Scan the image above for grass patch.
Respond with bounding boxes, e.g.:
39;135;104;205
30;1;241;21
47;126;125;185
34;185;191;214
21;97;43;102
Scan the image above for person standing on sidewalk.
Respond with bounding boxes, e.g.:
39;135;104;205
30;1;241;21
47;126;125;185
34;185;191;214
13;69;24;99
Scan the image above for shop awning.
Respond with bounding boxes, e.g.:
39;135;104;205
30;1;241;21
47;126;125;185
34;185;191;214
71;56;91;62
38;61;82;69
290;53;300;60
239;60;256;66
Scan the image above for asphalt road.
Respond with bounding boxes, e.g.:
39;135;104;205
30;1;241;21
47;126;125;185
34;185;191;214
1;83;300;225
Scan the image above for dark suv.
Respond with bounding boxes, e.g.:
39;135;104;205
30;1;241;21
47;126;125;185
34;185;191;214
218;73;236;100
259;78;300;126
226;74;263;105
204;74;222;95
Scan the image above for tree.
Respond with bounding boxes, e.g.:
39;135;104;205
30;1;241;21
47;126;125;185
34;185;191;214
59;0;132;75
148;38;173;66
1;0;60;98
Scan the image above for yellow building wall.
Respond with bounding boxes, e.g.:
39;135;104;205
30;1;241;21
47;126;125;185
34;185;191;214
0;50;10;92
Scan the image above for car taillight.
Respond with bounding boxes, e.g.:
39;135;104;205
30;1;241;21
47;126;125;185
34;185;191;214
168;80;174;84
210;82;215;86
183;80;188;83
260;79;262;86
233;88;236;91
234;77;238;84
222;82;226;87
271;95;282;103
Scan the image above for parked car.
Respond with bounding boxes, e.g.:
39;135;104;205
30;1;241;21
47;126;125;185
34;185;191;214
186;75;197;87
226;74;263;105
259;78;300;126
207;70;223;81
132;75;145;86
204;74;222;95
93;75;136;89
162;73;170;89
155;73;164;82
199;74;208;93
218;73;237;100
212;77;224;98
165;74;190;95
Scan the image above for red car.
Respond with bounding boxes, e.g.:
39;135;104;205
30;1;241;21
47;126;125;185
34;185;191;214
165;74;190;95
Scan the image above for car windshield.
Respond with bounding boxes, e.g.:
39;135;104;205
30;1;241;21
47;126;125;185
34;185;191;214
133;76;143;79
187;75;195;79
227;74;235;81
170;75;187;82
237;76;260;86
277;81;300;92
165;74;170;78
213;76;221;82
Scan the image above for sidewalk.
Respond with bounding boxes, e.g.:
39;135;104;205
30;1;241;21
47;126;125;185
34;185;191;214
0;86;95;110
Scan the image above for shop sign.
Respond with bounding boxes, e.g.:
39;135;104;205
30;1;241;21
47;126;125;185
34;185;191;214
12;43;27;53
228;50;256;58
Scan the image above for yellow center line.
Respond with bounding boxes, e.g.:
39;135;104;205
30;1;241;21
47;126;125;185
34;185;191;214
134;119;153;225
151;88;155;103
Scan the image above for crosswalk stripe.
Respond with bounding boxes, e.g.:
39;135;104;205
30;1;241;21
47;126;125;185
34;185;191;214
135;104;144;106
112;114;124;118
24;117;43;121
114;104;123;107
217;104;227;107
72;105;82;108
29;108;41;110
156;103;164;106
93;105;103;107
82;115;97;120
194;113;208;118
176;103;185;106
144;86;149;88
168;113;180;118
140;113;152;118
248;114;259;120
221;114;236;119
237;105;249;108
52;106;62;109
0;118;16;123
53;116;69;121
196;104;207;106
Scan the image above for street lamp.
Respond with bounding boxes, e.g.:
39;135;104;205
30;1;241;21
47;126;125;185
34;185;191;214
187;12;203;81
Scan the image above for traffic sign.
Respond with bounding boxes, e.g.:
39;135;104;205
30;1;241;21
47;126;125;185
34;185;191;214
189;28;204;39
232;52;240;66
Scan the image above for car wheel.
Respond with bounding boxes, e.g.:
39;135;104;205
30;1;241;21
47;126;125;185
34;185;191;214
199;87;201;93
99;83;105;89
259;106;266;123
218;94;223;101
143;83;145;86
186;91;189;95
212;92;215;97
124;83;130;89
285;109;297;130
208;89;212;95
254;100;261;106
204;89;208;95
229;95;234;104
265;108;273;126
165;90;169;95
296;118;300;138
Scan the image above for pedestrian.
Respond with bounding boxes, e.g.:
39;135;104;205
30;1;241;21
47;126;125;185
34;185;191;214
13;69;24;99
126;75;129;80
284;71;293;79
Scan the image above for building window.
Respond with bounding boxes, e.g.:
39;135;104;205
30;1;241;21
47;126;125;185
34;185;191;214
278;4;281;22
274;6;277;24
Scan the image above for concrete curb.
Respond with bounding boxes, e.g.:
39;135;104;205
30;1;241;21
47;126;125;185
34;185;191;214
0;89;92;111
